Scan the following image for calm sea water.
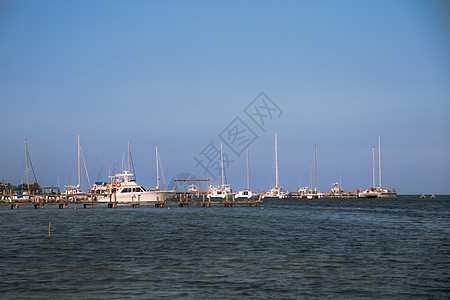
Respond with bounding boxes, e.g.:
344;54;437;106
1;197;449;299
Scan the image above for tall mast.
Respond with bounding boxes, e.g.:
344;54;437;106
25;139;30;190
378;136;382;187
314;144;317;191
128;139;131;173
221;142;224;187
77;134;81;188
246;148;250;190
156;146;160;190
372;146;375;188
310;164;312;191
275;132;279;188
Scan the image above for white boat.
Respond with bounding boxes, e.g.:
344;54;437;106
209;184;232;199
208;143;232;198
329;182;345;196
376;187;397;198
188;184;198;193
236;149;253;199
95;171;171;203
297;187;309;197
359;145;379;198
306;190;325;199
93;142;173;203
264;187;287;199
263;132;287;199
63;135;90;199
305;144;321;199
236;189;253;199
358;187;379;198
64;184;87;200
358;137;396;199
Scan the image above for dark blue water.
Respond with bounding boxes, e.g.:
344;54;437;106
1;198;449;299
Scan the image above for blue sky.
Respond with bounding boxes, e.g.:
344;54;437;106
0;0;449;194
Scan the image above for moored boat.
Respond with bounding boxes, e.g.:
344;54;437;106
263;132;288;199
94;171;171;203
208;143;233;199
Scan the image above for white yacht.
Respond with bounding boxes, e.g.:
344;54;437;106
358;187;379;198
209;184;232;199
93;142;173;203
95;171;171;203
264;187;287;199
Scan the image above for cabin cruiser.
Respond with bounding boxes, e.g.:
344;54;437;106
358;187;379;198
377;187;397;198
263;187;287;199
235;189;253;199
358;186;396;199
208;184;232;199
93;171;172;203
64;185;87;200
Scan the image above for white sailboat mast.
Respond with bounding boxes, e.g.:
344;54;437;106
128;139;131;173
378;136;382;188
314;144;317;191
372;146;375;188
156;146;160;190
246;148;250;190
221;143;225;187
275;132;279;188
77;134;81;188
25;138;30;190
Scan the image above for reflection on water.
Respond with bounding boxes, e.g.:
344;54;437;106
0;198;449;298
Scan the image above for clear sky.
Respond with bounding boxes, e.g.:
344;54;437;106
0;0;449;194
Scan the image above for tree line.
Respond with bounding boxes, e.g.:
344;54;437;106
0;180;42;194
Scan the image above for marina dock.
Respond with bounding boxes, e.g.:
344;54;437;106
0;191;262;210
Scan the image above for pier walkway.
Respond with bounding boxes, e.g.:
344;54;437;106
0;192;262;210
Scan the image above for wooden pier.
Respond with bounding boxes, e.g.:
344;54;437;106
0;192;262;210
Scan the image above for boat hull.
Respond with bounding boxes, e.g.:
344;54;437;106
96;191;171;203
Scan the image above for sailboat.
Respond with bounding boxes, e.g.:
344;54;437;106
358;136;397;198
236;149;253;199
208;143;232;198
12;139;37;201
263;132;287;199
64;134;90;199
358;146;379;198
306;144;323;199
95;141;172;203
149;146;176;193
